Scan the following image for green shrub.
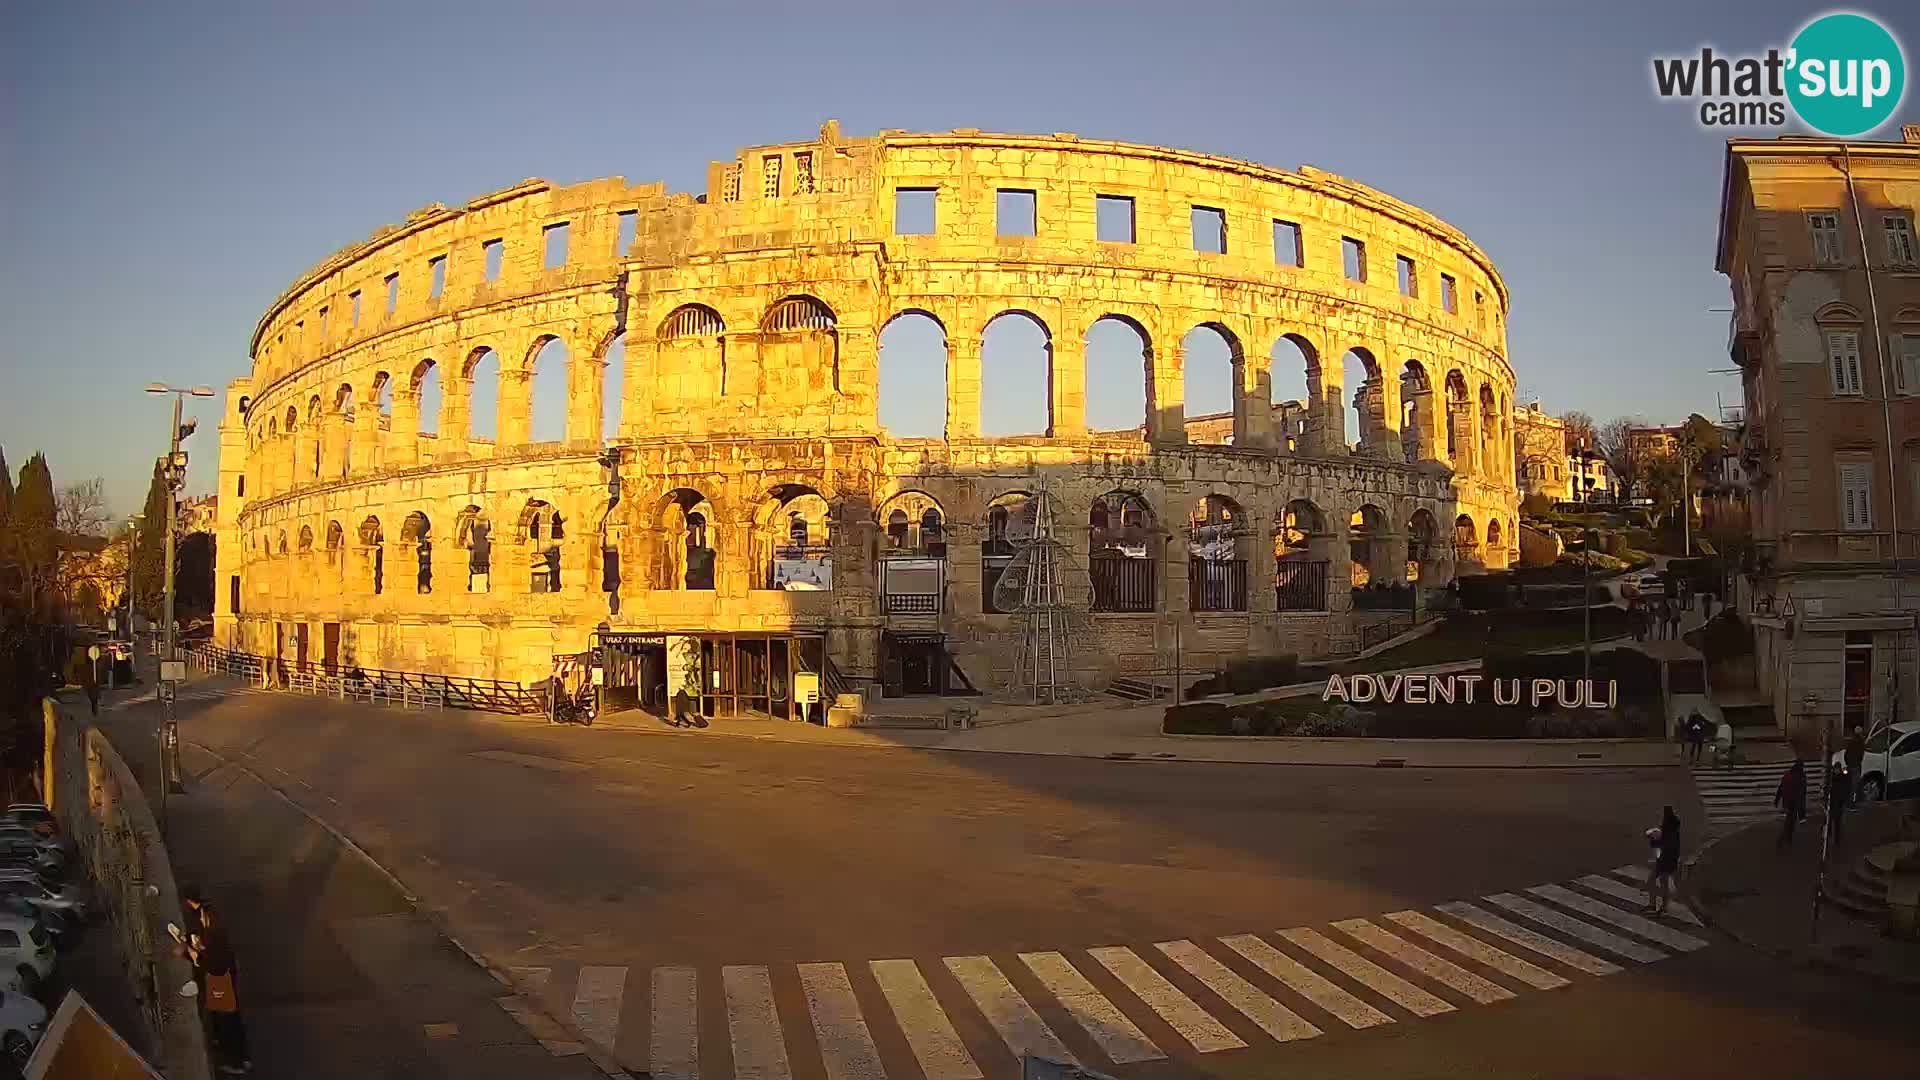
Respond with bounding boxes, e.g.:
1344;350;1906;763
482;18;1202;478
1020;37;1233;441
1163;701;1233;734
1187;653;1301;697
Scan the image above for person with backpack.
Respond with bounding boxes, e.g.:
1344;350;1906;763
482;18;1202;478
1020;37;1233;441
1684;710;1708;765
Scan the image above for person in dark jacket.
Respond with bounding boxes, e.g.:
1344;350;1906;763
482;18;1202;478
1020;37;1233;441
1684;711;1708;765
1775;759;1807;850
1643;806;1682;915
1844;725;1867;806
188;928;252;1073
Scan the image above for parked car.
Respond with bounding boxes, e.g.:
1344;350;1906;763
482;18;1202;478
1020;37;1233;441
0;807;55;838
0;991;48;1067
0;843;61;879
0;913;53;999
1831;719;1920;802
0;899;66;950
0;877;84;923
1624;572;1665;599
0;828;63;857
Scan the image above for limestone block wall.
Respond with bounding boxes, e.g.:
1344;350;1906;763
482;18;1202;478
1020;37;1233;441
216;124;1518;689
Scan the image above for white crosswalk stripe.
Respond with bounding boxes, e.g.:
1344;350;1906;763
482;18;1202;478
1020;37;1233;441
1578;872;1703;925
1693;763;1823;839
570;965;627;1051
723;965;792;1080
1217;934;1393;1030
650;966;699;1080
798;962;887;1080
1155;940;1321;1043
1434;901;1622;976
1482;893;1669;963
1380;910;1571;990
870;960;982;1080
1278;927;1454;1018
1017;951;1163;1064
946;955;1079;1064
1332;918;1515;1005
1526;885;1710;953
1085;946;1246;1052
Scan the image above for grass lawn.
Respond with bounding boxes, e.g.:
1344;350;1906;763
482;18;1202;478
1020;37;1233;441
1299;608;1632;681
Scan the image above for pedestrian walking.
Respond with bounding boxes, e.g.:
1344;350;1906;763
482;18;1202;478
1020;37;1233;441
1844;725;1867;807
1775;759;1807;850
79;650;101;716
1666;602;1682;641
1827;760;1850;847
1685;710;1708;765
1701;591;1716;621
1643;806;1681;915
188;929;253;1073
1713;716;1735;768
1629;598;1646;642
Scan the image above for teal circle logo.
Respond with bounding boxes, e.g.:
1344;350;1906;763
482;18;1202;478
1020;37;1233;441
1787;13;1906;136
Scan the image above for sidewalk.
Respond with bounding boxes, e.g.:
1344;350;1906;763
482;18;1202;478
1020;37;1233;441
1687;802;1920;990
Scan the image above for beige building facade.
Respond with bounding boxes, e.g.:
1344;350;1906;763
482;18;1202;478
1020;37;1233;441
214;125;1518;702
1719;130;1920;739
1513;403;1570;502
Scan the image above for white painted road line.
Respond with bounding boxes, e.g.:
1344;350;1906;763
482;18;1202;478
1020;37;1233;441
1278;928;1453;1018
1483;893;1669;963
797;962;887;1080
1018;951;1163;1064
1527;884;1710;952
570;965;627;1052
1576;873;1703;926
1382;910;1570;991
945;955;1079;1065
1155;939;1321;1043
1218;933;1393;1030
870;960;983;1080
650;966;700;1080
1435;901;1622;976
1332;918;1515;1005
1085;946;1246;1053
723;965;793;1080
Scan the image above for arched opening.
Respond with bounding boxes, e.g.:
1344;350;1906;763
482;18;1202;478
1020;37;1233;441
1480;384;1500;481
660;305;727;402
276;530;288;557
758;485;833;591
307;396;323;478
878;312;947;438
1089;490;1156;612
1275;500;1330;610
416;360;441;437
1270;334;1317;454
1343;347;1383;456
529;336;569;444
522;500;563;593
1086;316;1148;435
1408;509;1438;585
297;525;314;554
1486;517;1504;555
761;295;839;396
334;384;355;478
602;333;626;441
1454;513;1481;573
1181;324;1238;446
284;406;300;485
1400;361;1432;463
1349;504;1392;588
455;505;491;592
359;516;384;594
324;520;344;569
657;489;717;591
1186;494;1248;612
1444;371;1470;465
466;348;500;443
402;511;433;593
980;311;1050;436
982;491;1036;614
877;490;946;616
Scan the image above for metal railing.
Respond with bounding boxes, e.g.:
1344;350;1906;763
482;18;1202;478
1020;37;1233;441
186;643;540;713
1275;560;1330;611
1091;554;1155;613
1188;558;1248;612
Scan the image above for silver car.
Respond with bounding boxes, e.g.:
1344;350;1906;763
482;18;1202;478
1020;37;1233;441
0;990;47;1067
0;876;85;922
0;913;54;999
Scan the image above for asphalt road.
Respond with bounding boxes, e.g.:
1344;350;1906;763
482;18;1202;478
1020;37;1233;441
109;682;1919;1079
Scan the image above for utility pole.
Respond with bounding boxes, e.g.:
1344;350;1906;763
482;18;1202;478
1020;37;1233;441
1582;529;1594;685
146;382;212;833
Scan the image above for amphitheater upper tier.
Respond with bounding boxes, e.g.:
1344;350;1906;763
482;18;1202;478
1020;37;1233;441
215;122;1520;696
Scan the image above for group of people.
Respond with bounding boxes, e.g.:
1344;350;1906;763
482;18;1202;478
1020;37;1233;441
180;886;252;1074
1679;709;1735;767
1773;724;1872;851
1627;574;1721;644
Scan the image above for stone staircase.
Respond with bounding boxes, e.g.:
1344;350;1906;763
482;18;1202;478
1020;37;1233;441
1106;676;1168;702
1827;840;1915;922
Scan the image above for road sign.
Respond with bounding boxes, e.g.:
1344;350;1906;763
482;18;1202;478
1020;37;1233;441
88;645;101;661
160;660;186;682
795;671;821;705
158;681;176;705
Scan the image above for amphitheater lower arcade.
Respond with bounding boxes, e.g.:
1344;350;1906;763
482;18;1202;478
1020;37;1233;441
214;125;1518;703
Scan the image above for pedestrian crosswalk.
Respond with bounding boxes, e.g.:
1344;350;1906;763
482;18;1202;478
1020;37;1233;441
102;682;269;712
502;864;1713;1078
1692;762;1823;839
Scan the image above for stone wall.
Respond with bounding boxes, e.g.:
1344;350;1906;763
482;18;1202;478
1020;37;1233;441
216;125;1520;689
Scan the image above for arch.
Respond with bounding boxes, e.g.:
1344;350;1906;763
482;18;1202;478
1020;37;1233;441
1349;503;1390;586
401;510;431;542
758;485;833;591
1454;513;1479;553
1085;315;1149;435
1343;347;1383;455
1479;383;1500;479
276;529;288;555
1186;493;1250;611
372;370;393;414
601;332;625;441
878;490;946;554
1270;333;1319;453
1182;323;1242;446
414;359;442;436
761;294;840;396
521;499;563;593
1815;301;1864;324
761;295;835;332
980;310;1052;436
656;488;717;591
1408;508;1438;584
1400;360;1433;463
455;504;492;592
267;416;277;439
1444;369;1470;459
1486;517;1504;549
284;404;298;431
466;347;500;441
1273;499;1331;610
325;520;344;566
661;304;726;339
307;395;322;423
980;490;1037;614
878;311;947;438
1089;489;1156;613
297;525;314;553
528;335;569;443
658;304;729;401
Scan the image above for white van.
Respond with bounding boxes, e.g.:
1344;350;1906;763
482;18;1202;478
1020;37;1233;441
1831;719;1920;802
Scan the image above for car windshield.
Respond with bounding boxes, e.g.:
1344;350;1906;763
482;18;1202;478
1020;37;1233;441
1867;728;1893;753
26;924;46;947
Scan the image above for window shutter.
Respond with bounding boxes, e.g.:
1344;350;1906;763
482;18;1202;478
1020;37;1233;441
1902;334;1920;394
1839;462;1872;530
1829;331;1863;395
1896;335;1909;394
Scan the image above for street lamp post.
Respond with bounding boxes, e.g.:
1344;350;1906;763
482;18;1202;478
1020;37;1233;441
145;382;213;834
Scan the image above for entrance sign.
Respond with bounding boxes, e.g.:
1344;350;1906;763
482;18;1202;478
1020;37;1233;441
159;660;186;682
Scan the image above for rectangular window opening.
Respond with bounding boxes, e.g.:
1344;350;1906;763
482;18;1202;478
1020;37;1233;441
1396;255;1417;297
762;155;782;199
1887;214;1917;265
1809;211;1843;265
349;290;361;326
1827;330;1864;396
318;306;328;338
543;222;570;269
616;210;637;254
997;188;1037;238
1097;195;1135;243
1475;290;1486;330
1839;460;1873;531
895;188;936;235
1273;219;1301;266
1440;273;1458;313
482;238;503;282
1898;333;1920;395
1342;237;1367;282
1191;206;1227;254
429;254;446;299
793;152;815;195
384;272;399;314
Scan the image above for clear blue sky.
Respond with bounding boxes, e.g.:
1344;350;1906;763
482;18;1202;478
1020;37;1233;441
5;1;1911;514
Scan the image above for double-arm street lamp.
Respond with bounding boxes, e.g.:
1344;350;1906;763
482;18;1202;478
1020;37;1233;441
145;382;214;828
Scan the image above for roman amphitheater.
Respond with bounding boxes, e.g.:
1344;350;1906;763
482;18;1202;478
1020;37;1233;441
212;122;1518;715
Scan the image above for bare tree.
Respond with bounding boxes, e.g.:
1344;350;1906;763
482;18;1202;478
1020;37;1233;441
52;478;113;622
56;478;109;539
1597;416;1645;499
1561;410;1597;450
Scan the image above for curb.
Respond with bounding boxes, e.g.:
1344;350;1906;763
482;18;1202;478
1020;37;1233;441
182;739;635;1078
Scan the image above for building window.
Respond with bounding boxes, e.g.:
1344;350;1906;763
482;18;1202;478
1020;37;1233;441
1809;211;1844;265
616;210;637;254
1887;214;1917;266
1097;195;1135;243
793;152;814;195
482;238;503;281
1475;290;1486;330
1827;330;1864;395
996;189;1037;237
1191;207;1227;254
429;254;446;299
1839;461;1873;531
349;290;361;326
384;273;399;314
1273;220;1301;266
1343;237;1367;282
895;188;936;235
543;222;569;268
230;575;240;616
762;155;782;199
236;475;245;497
1396;255;1417;297
722;165;741;203
1898;333;1920;395
318;306;328;339
1440;274;1457;313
